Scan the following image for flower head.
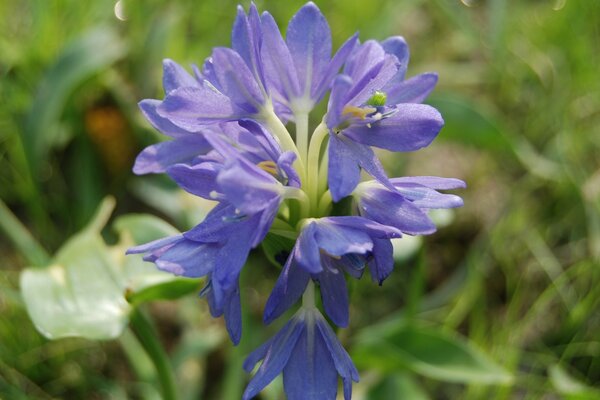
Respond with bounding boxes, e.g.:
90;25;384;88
129;2;464;398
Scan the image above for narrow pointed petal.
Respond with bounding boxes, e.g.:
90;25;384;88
155;240;218;277
385;72;438;104
243;317;305;400
167;162;219;199
286;2;331;99
317;260;349;327
328;134;361;202
316;315;360;383
224;283;242;345
344;104;443;152
294;223;323;273
158;84;242;128
326;75;353;128
358;188;436;235
162;59;199;94
283;323;338;400
126;235;182;257
231;5;264;86
260;12;301;101
394;183;464;208
211;47;265;113
314;220;373;257
368;238;394;284
133;137;211;174
264;257;310;324
391;176;466;190
314;33;359;102
139;99;191;138
184;203;245;243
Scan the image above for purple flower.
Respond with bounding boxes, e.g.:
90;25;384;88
243;308;359;400
354;176;466;235
263;217;401;327
325;39;445;201
259;2;358;118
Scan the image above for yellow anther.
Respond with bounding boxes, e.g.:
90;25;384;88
257;160;278;176
342;105;377;120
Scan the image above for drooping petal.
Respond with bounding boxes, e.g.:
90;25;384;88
313;219;373;257
184;203;247;243
294;223;322;274
167;162;220;199
327;133;361;202
317;258;349;328
343;103;443;152
155;239;218;277
283;319;338;400
223;282;242;345
315;314;360;400
242;315;305;400
368;238;394;285
264;256;310;324
286;2;331;100
162;59;199;94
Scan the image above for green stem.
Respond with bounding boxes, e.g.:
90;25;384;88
306;122;330;214
302;280;316;310
295;112;309;168
262;108;306;184
0;198;50;266
130;309;179;400
318;190;333;217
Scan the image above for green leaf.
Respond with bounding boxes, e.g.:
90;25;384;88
21;199;129;340
23;27;127;173
353;323;513;385
368;373;430;400
549;364;600;400
20;200;192;340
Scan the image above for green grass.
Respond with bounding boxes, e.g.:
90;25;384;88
1;0;599;398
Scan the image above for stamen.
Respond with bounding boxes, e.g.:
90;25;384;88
342;105;376;120
257;160;278;176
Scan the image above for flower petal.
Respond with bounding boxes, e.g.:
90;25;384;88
294;223;322;274
260;12;301;103
283;318;338;400
317;258;349;328
167;162;219;199
385;72;438;104
327;133;361;202
243;315;305;400
133;137;211;174
368;238;394;285
343;103;443;152
162;59;199;94
286;2;331;100
264;256;310;324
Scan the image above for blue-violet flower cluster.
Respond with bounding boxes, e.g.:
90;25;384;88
129;3;464;399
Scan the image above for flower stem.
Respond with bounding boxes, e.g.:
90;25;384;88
295;112;309;168
129;309;179;400
302;280;316;310
306;122;330;214
0;198;50;267
262;108;306;185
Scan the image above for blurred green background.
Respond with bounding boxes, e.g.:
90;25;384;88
1;0;599;398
